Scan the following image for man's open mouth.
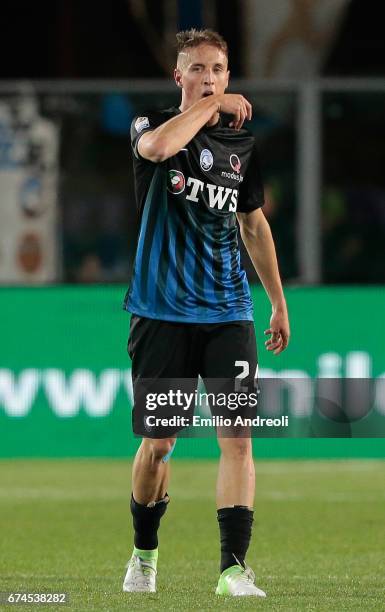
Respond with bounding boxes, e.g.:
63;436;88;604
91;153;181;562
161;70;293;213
202;92;214;97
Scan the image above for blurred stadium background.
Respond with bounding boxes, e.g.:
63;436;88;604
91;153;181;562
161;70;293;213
1;0;384;458
0;2;385;608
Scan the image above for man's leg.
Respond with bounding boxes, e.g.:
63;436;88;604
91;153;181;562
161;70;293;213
124;437;175;593
216;436;254;508
214;435;265;597
124;315;198;592
131;438;175;554
132;437;175;505
200;322;265;596
216;436;255;571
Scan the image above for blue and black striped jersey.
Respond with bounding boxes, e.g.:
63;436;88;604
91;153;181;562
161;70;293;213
124;107;264;323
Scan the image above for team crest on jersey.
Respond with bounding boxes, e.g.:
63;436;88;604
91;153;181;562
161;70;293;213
200;148;213;171
134;116;150;133
167;170;185;194
230;154;241;173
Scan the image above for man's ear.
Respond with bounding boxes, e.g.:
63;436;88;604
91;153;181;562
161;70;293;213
174;68;183;88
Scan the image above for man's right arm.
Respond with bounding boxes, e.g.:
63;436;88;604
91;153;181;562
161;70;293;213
137;94;252;162
137;96;219;162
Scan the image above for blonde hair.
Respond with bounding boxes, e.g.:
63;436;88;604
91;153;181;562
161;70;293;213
176;29;228;58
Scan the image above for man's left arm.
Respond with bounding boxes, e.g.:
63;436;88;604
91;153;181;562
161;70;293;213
237;208;290;355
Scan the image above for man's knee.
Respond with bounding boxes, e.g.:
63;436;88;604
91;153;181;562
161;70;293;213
218;437;252;460
144;438;176;463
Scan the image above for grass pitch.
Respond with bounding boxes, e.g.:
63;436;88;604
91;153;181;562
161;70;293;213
0;459;384;611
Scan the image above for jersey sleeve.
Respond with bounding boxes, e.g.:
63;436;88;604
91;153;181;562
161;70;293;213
237;141;265;213
130;112;165;160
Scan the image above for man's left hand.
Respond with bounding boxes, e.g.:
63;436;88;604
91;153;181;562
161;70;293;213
264;307;290;355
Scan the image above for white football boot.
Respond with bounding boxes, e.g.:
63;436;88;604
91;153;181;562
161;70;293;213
215;558;266;597
123;553;157;593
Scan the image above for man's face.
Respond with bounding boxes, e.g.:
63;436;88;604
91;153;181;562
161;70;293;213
174;44;229;108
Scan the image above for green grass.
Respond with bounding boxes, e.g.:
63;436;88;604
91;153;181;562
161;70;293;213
0;459;384;611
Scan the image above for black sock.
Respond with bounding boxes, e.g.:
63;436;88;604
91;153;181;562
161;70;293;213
130;493;169;550
217;506;254;573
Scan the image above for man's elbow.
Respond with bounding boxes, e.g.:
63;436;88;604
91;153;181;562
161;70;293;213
139;136;169;163
240;217;270;244
240;222;260;242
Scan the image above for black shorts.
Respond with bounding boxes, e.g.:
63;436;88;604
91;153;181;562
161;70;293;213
128;315;259;437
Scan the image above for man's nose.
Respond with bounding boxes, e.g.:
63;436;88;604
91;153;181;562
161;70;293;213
203;69;215;84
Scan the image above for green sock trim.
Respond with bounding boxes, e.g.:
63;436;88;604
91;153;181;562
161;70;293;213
133;546;158;563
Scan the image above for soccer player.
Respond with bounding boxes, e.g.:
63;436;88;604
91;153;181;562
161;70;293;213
123;29;290;597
